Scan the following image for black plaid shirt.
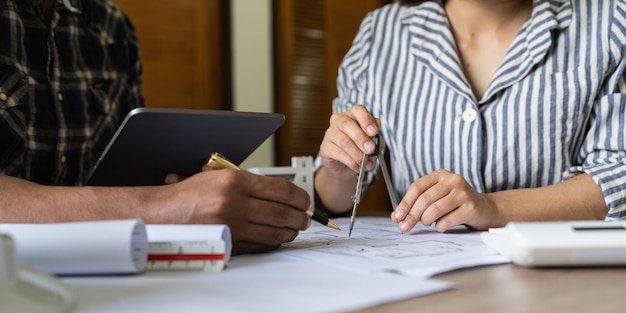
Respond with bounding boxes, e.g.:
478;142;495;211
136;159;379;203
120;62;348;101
0;0;142;186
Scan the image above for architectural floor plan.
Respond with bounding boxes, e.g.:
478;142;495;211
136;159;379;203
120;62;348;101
278;217;509;278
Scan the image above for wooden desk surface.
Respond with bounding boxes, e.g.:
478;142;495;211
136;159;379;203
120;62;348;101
358;264;626;313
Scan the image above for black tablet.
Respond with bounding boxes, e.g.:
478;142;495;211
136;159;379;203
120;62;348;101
85;107;285;186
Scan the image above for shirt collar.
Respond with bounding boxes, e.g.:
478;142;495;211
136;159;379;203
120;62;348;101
399;0;572;30
398;0;573;103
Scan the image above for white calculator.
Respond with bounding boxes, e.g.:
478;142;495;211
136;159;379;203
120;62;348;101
481;221;626;267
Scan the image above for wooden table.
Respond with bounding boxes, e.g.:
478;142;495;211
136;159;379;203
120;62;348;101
358;264;626;313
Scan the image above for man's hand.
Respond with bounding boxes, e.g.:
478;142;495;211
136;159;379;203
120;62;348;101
158;169;311;255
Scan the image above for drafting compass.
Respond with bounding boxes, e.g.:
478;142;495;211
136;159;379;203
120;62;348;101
348;134;400;237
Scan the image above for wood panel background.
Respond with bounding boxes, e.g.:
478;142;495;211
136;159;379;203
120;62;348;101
113;0;231;110
273;0;392;216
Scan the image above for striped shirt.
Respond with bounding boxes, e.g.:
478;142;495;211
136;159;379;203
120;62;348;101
317;0;626;218
0;0;142;186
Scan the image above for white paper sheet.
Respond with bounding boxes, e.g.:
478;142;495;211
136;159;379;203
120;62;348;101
277;217;510;278
63;253;453;313
1;220;148;275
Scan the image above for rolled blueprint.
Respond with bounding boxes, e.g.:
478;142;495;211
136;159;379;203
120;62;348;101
0;219;148;275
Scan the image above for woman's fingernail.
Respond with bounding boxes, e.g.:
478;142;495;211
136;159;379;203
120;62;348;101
367;125;377;135
394;209;405;219
399;221;409;233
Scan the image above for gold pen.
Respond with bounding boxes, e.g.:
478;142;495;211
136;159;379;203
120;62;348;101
206;152;340;230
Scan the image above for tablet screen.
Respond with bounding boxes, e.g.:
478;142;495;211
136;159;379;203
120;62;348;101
85;107;285;186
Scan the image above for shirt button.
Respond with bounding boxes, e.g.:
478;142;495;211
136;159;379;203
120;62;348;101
462;109;478;122
0;92;7;102
60;155;66;164
57;92;64;102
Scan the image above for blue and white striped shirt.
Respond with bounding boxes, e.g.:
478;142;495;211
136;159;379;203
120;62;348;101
318;0;626;218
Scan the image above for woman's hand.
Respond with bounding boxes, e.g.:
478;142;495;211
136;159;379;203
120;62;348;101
319;105;382;180
391;169;502;233
314;104;387;213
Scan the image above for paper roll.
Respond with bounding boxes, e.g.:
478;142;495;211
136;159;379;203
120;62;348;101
1;219;148;275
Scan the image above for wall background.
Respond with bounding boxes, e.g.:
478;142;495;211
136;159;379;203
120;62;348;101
232;0;275;168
